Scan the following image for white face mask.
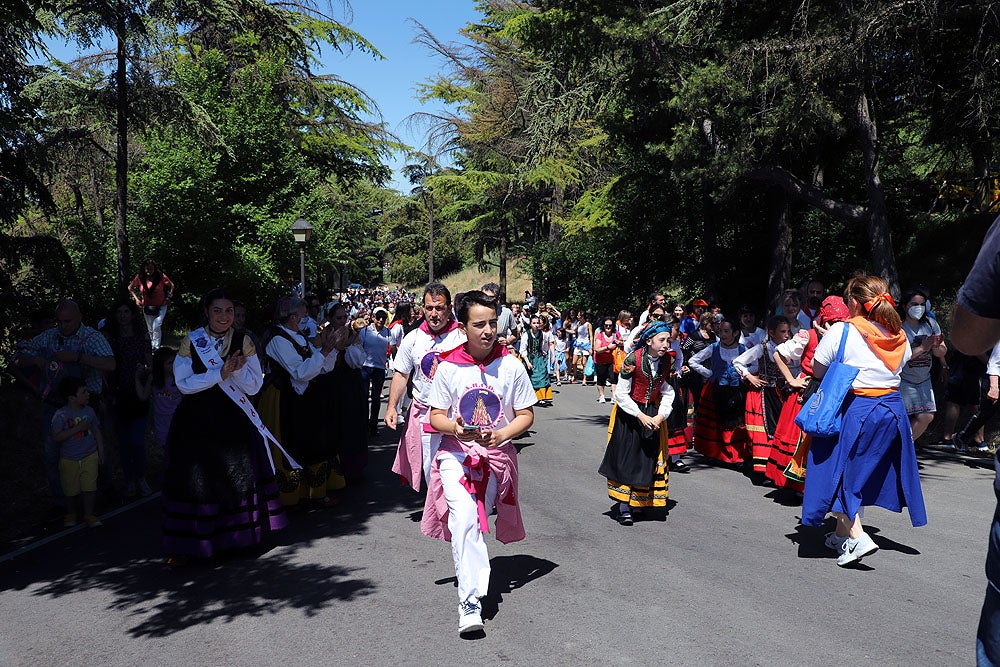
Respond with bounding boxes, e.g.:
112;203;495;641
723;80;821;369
908;304;925;320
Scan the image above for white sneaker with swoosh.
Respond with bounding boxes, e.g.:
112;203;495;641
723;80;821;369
836;531;879;567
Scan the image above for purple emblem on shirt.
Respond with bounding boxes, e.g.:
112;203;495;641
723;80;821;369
459;388;503;429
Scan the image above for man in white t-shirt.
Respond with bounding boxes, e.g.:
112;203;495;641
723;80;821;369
387;283;466;490
425;290;536;636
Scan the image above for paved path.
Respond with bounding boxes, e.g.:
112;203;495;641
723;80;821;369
0;381;994;665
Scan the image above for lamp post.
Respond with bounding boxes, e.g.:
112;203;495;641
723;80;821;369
291;217;313;297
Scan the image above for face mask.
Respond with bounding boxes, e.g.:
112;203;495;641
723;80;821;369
908;305;925;320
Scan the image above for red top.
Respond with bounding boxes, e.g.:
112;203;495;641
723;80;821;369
593;331;617;365
129;273;174;307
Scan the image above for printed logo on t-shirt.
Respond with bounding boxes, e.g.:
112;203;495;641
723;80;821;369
66;416;89;439
459;387;503;429
420;350;441;380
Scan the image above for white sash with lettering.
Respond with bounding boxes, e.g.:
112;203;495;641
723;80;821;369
189;329;301;473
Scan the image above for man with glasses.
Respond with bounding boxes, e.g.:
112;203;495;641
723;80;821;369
388;283;466;490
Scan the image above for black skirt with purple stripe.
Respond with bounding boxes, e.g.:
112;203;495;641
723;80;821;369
162;384;287;558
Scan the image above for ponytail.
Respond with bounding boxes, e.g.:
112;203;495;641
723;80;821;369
845;274;902;334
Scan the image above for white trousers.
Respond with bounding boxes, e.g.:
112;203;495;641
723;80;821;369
143;305;167;350
438;451;498;604
422;429;442;485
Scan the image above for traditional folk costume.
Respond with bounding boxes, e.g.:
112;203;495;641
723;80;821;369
390;318;465;490
733;338;791;472
766;328;816;492
801;319;927;529
520;328;553;403
769;297;852;489
263;325;341;505
324;340;369;483
162;328;288;558
689;340;750;463
423;342;536;630
599;342;675;513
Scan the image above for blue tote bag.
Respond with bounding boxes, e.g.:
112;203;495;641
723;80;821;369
795;324;859;438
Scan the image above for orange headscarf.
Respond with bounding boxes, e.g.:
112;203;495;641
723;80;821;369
848;317;908;371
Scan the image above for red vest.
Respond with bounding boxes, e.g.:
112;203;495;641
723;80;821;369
629;347;668;405
801;329;820;377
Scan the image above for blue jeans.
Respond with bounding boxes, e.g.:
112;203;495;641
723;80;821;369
978;453;1000;666
143;305;167;350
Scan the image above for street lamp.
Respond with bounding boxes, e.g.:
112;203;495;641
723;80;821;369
291;217;313;297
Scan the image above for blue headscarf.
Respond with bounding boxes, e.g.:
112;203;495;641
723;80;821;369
637;321;672;347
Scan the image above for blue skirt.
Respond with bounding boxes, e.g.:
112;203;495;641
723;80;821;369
802;392;927;527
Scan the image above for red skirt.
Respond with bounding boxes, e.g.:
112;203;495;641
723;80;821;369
666;377;691;457
693;382;750;463
764;391;805;492
745;385;782;472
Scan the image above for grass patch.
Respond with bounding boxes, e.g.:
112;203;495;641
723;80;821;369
418;256;533;300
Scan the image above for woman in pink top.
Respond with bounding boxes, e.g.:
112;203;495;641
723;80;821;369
128;258;175;350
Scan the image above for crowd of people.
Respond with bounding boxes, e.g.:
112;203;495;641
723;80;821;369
8;260;1000;646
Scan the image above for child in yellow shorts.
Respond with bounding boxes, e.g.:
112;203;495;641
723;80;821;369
51;377;105;528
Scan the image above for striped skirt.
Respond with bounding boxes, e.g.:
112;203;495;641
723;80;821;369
765;390;805;492
162;387;288;558
745;385;784;472
693;382;750;463
601;405;669;508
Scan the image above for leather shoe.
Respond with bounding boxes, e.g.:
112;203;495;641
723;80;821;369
671;459;691;473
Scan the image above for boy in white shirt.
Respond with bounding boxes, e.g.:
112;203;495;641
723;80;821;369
424;291;536;635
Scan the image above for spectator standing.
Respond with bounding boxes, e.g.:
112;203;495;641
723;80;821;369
359;307;393;435
105;300;153;497
898;288;947;442
128;258;174;350
948;343;1000;454
51;377;106;528
14;300;115;507
138;346;182;451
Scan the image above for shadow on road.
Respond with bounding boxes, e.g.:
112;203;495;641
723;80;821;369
481;554;559;620
784;519;921;563
0;430;431;636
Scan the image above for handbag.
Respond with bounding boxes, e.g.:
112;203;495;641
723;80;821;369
794;324;859;437
612;347;627;373
584;355;596;378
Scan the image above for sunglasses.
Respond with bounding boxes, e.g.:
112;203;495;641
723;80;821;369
651;313;665;320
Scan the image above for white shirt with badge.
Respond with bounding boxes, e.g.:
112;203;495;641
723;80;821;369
394;326;467;404
427;352;537;447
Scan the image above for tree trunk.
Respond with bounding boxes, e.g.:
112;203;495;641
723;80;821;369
971;140;992;210
767;194;792;317
701;189;718;298
856;87;899;297
548;185;564;244
499;216;508;303
426;190;435;283
114;2;130;300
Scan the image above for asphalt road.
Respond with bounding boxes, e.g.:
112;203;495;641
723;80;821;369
1;381;995;666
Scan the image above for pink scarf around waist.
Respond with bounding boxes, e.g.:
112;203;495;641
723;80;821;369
421;435;524;544
391;399;431;490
